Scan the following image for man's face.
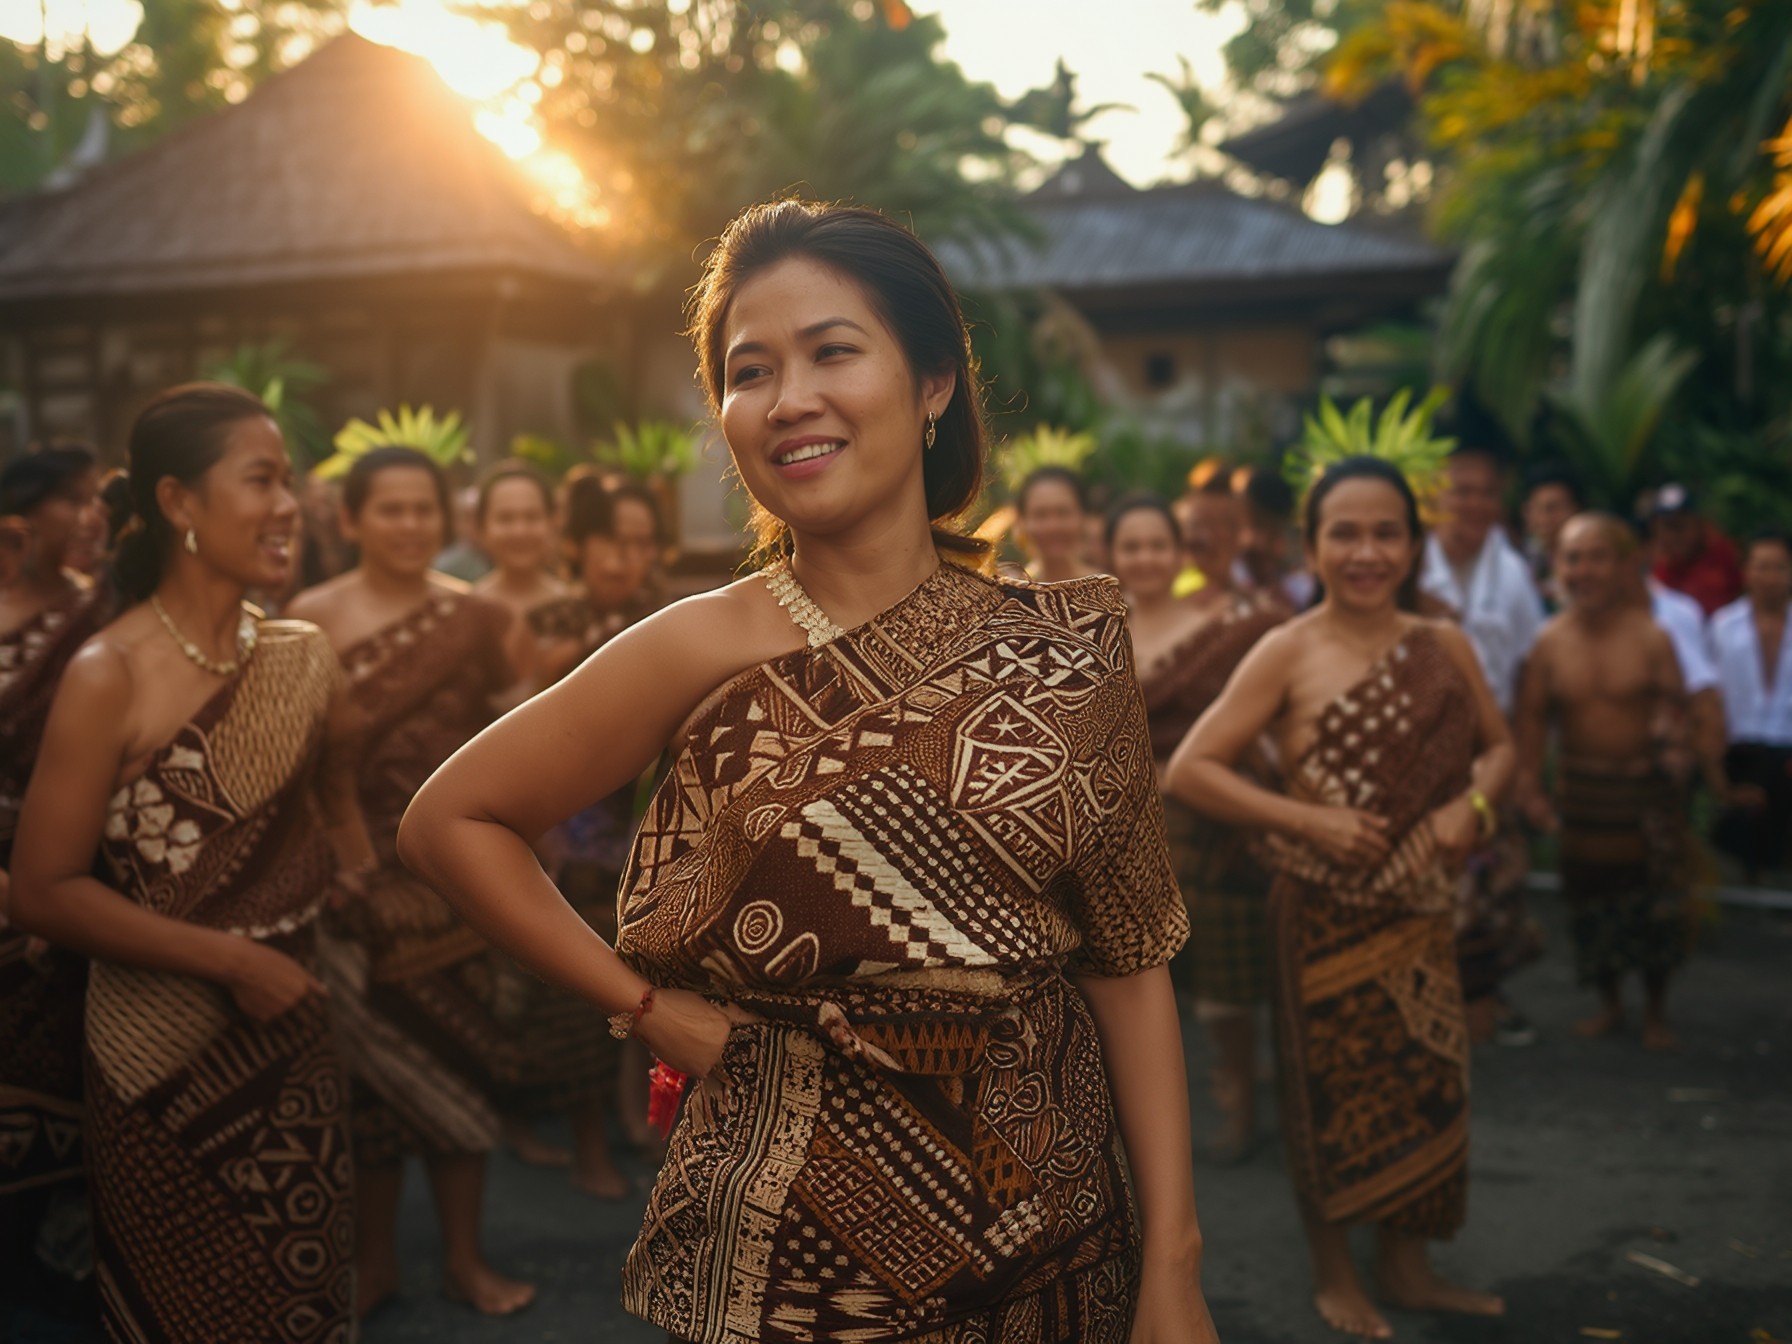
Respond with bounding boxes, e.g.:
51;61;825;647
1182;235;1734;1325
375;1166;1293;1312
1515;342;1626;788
1744;540;1792;608
1439;453;1502;554
1523;483;1578;556
1557;516;1626;612
1652;511;1701;566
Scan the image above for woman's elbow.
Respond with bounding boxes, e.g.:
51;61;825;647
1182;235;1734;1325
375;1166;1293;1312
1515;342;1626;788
1164;747;1209;809
5;867;49;936
395;792;438;879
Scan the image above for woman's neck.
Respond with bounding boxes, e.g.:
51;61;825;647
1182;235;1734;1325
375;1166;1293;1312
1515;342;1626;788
1127;587;1178;617
1321;597;1407;648
786;519;940;631
154;561;250;659
7;555;75;606
357;561;433;602
1031;554;1088;583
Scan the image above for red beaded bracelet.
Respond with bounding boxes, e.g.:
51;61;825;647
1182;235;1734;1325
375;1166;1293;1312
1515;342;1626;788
608;985;656;1041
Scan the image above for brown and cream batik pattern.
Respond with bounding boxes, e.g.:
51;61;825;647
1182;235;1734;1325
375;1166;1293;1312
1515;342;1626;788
1260;626;1477;1238
1;582;105;1204
1558;758;1690;985
615;564;1187;1344
319;589;517;1161
1138;593;1284;1008
87;620;354;1343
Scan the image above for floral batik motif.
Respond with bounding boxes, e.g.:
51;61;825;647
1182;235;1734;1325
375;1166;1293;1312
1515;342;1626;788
615;564;1186;1344
87;620;355;1344
1260;626;1479;1238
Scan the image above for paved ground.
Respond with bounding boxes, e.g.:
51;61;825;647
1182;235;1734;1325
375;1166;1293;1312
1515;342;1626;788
8;900;1789;1343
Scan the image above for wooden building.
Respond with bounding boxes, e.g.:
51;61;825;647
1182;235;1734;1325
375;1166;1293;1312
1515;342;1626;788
937;145;1453;452
0;33;616;461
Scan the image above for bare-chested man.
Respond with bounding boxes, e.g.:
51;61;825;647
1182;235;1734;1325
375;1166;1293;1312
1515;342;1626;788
1515;513;1691;1049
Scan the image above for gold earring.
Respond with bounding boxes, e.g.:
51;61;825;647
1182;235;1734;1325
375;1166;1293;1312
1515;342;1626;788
184;528;198;555
924;412;937;451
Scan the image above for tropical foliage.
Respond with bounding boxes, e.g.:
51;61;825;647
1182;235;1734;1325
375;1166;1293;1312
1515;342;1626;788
203;339;330;464
314;405;472;478
1282;387;1455;502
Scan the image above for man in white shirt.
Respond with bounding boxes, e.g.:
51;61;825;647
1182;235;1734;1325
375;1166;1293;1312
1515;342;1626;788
1707;534;1792;878
1422;445;1547;1043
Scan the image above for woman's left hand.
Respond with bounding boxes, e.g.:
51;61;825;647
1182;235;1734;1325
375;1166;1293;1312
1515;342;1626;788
1130;1249;1221;1343
1427;796;1480;871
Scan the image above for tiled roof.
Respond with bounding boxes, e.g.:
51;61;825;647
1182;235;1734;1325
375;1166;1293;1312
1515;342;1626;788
938;147;1450;300
0;34;609;302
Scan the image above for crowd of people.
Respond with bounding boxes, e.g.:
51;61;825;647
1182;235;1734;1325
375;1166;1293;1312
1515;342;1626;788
0;197;1786;1344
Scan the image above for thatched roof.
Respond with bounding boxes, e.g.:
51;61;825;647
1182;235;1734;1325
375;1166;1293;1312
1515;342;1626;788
938;146;1451;324
0;34;609;304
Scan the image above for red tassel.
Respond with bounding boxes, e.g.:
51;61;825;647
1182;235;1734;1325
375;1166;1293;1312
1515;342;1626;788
647;1060;688;1140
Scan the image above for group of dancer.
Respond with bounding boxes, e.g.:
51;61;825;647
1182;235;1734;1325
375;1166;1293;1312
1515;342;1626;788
0;197;1752;1344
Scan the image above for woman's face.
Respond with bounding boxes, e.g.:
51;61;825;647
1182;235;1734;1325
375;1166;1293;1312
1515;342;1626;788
580;497;658;612
1308;478;1418;614
175;417;299;592
1110;508;1181;603
345;465;444;579
1018;479;1085;566
480;477;555;576
28;468;105;575
719;257;951;548
1183;491;1240;583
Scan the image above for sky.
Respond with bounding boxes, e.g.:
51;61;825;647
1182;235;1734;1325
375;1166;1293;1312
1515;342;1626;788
0;0;1247;188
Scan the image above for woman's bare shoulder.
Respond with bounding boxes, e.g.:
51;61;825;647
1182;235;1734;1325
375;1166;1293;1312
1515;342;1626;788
283;572;359;625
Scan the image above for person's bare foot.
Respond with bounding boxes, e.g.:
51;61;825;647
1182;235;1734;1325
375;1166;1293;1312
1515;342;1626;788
1314;1282;1394;1339
1574;1007;1624;1038
503;1118;572;1168
572;1163;632;1200
1377;1264;1505;1318
355;1258;399;1318
443;1262;536;1316
1642;1019;1679;1051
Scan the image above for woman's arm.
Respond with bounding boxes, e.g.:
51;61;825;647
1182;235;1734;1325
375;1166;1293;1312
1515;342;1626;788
1428;623;1518;863
1077;965;1219;1344
398;591;773;1076
316;683;377;883
1167;630;1390;868
11;646;324;1020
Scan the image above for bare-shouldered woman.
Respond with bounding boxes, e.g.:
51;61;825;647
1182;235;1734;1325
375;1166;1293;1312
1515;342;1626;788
12;383;371;1343
1170;456;1513;1341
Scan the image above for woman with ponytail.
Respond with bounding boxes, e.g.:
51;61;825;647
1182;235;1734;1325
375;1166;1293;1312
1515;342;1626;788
401;200;1220;1344
11;383;372;1343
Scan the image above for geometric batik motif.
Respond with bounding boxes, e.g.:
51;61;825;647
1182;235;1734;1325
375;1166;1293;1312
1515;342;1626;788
616;564;1188;1343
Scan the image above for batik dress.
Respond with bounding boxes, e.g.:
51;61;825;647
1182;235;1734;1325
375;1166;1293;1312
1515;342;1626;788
317;589;517;1162
616;564;1187;1344
1138;593;1283;1009
1257;625;1476;1237
1;581;106;1219
88;619;355;1343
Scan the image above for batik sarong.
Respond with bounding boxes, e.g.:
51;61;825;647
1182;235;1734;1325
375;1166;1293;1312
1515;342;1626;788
1139;594;1283;1009
614;565;1187;1344
1;582;105;1255
87;620;354;1343
1260;626;1477;1237
1557;758;1690;985
319;589;518;1161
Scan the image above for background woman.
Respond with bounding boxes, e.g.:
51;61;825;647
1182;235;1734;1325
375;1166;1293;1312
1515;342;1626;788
399;200;1218;1344
0;445;108;1314
1108;487;1284;1162
1170;457;1511;1340
472;459;564;620
12;384;367;1342
1015;464;1100;583
287;447;532;1318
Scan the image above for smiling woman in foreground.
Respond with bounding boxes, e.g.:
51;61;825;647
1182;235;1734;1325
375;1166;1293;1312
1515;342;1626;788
399;200;1219;1344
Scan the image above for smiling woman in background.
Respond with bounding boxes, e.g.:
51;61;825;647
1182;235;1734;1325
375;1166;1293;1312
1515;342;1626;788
11;384;371;1343
400;200;1219;1344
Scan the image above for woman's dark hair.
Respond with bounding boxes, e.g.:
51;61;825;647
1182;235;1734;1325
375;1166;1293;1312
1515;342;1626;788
1522;461;1586;511
1238;466;1295;522
1016;465;1087;517
341;446;453;543
561;473;614;551
1302;455;1424;612
99;470;134;548
1;442;98;516
1104;490;1181;550
115;382;274;603
608;479;664;543
687;199;988;566
475;459;553;524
